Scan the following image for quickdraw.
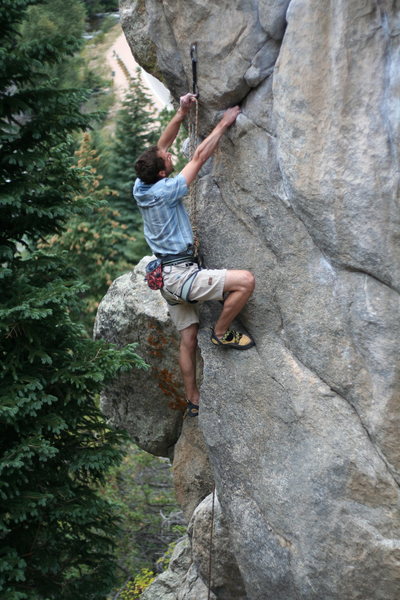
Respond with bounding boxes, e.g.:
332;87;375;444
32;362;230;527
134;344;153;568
190;42;199;98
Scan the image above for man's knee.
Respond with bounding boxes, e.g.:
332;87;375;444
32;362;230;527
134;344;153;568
224;269;255;294
180;323;198;352
235;270;255;294
243;270;255;293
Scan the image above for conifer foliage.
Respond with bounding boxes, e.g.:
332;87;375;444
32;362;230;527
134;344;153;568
0;2;147;598
44;133;134;333
103;71;159;231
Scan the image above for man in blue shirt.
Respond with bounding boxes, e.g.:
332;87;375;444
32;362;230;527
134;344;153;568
134;94;255;416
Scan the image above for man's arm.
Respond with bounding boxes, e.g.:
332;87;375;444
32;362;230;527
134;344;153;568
157;93;197;152
180;106;240;186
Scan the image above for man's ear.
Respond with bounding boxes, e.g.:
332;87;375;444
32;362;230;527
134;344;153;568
158;170;166;178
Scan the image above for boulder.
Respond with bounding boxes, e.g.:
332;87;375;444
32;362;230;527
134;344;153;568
189;492;247;600
94;257;185;457
139;536;212;600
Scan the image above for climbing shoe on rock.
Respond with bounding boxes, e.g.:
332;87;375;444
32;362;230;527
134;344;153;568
211;329;255;350
186;400;199;417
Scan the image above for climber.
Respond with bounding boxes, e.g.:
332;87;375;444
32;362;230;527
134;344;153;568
133;93;255;417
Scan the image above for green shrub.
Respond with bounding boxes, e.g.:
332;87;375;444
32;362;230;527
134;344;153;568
118;569;156;600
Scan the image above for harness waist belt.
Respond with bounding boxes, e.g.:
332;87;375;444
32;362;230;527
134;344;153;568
161;254;198;266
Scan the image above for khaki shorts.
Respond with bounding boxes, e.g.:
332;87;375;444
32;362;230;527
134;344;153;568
161;262;226;331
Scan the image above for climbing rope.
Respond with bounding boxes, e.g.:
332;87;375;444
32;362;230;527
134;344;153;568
188;42;203;263
188;97;200;251
189;42;214;598
207;486;216;600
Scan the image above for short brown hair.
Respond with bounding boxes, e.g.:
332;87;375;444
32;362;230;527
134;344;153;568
135;146;165;184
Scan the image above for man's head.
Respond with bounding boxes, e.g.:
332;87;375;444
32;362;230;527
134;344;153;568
135;146;174;184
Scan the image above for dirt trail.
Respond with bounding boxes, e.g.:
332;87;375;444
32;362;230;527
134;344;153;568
105;29;171;110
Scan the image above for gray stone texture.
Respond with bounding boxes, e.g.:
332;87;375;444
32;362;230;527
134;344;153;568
140;535;215;600
97;1;400;598
94;257;185;456
141;493;247;600
172;418;214;522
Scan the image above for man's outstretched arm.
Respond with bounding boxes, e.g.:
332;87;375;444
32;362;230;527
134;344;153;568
157;93;197;152
180;106;240;186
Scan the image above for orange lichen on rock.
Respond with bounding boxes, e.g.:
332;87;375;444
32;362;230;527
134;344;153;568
147;321;168;358
152;366;186;411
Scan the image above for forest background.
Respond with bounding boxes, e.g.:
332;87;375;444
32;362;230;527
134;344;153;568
0;1;187;599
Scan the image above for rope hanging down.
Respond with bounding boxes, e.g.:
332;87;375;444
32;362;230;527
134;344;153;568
188;42;201;258
207;486;216;600
189;44;215;598
188;97;199;250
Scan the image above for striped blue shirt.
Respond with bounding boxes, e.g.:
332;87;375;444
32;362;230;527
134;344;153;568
133;174;193;256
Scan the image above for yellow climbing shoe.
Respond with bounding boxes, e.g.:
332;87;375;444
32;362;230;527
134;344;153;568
211;329;255;350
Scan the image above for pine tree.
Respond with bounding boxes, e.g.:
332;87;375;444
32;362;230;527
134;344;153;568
101;444;184;583
102;71;159;232
44;132;135;333
0;2;147;598
20;0;87;89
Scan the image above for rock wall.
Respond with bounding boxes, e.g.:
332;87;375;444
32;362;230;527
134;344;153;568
95;1;400;598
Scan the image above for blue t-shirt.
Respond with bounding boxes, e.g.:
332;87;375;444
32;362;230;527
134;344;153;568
133;174;193;256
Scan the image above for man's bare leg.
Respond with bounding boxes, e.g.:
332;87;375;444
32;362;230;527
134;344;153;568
179;323;200;407
213;270;255;338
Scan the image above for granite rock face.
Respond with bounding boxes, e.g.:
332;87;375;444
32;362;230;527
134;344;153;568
97;1;400;598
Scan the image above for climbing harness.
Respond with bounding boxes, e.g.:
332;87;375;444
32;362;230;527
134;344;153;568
188;42;203;265
158;249;200;305
179;270;199;303
207;486;216;600
160;268;199;306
